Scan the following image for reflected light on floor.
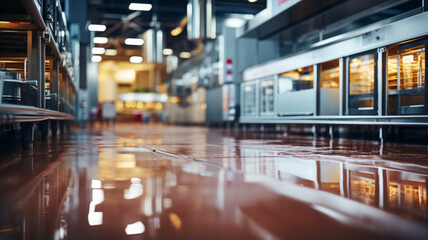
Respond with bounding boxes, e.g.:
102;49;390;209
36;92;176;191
115;154;136;168
91;179;102;189
124;178;144;199
88;202;103;226
88;183;105;226
125;221;145;235
168;213;182;230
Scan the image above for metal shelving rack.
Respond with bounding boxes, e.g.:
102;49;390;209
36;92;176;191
0;0;76;149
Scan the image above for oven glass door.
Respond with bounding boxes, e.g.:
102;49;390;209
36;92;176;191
398;44;426;113
348;53;376;114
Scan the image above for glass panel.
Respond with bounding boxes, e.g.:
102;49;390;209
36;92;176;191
387;46;399;92
278;66;313;93
399;45;425;107
400;45;425;90
320;59;339;88
387;47;399;113
243;83;257;116
349;171;376;207
260;80;274;114
349;54;375;109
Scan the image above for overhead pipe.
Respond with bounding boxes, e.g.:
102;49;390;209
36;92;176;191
142;0;164;63
187;0;216;40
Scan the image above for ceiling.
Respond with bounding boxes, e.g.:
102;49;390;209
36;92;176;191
87;0;266;54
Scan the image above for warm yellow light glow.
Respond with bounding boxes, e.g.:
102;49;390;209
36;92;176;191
155;102;163;110
105;49;118;56
170;27;183;36
130;56;143;63
115;70;136;83
179;52;191;59
170;96;180;103
115;154;136;168
125;101;138;108
162;48;173;55
168;213;182;230
201;103;207;110
146;102;154;108
116;101;124;110
137;102;144;109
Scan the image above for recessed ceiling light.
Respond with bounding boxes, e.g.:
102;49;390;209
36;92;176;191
225;18;246;28
105;49;118;56
179;52;191;59
92;47;105;55
248;0;258;2
162;48;173;55
92;56;102;63
88;24;106;32
129;3;152;11
130;56;143;63
93;37;108;44
125;38;144;46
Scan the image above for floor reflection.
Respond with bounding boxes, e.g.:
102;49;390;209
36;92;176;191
0;124;427;239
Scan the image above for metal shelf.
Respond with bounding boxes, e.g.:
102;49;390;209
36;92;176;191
240;115;428;126
21;0;47;31
0;104;73;124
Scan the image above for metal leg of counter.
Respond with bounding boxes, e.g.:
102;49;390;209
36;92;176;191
51;120;58;138
66;120;72;132
21;122;34;149
40;120;49;140
59;120;65;135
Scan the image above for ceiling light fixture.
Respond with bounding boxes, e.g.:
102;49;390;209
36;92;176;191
92;47;106;55
130;56;143;63
248;0;258;3
92;56;102;63
129;3;152;11
225;18;246;28
88;24;106;32
93;37;108;44
162;48;173;55
125;38;144;46
105;49;118;56
179;52;191;59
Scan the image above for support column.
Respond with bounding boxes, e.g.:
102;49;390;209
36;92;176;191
50;60;60;138
27;31;45;108
339;58;345;116
60;120;65;135
41;120;49;140
314;64;319;116
21;122;35;149
379;126;386;143
378;47;386;116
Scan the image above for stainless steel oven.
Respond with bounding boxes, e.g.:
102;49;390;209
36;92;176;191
346;51;378;115
387;38;427;115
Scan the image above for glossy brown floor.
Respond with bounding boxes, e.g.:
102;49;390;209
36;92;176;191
0;123;428;239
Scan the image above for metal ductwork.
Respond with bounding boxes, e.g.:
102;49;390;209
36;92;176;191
187;0;216;40
142;29;164;63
